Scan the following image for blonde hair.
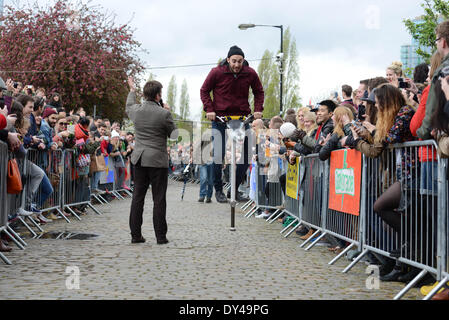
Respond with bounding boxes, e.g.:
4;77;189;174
296;107;311;130
429;51;443;80
303;111;318;135
333;107;354;138
387;61;403;77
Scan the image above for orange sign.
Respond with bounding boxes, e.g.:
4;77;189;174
328;149;362;216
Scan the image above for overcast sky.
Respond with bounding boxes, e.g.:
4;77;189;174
5;0;427;119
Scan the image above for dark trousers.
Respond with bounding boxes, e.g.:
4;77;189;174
212;121;249;193
129;160;168;240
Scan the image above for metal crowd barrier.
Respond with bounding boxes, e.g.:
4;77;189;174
62;149;102;219
25;149;66;225
242;139;448;300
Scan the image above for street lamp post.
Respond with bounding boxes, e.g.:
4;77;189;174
238;23;284;115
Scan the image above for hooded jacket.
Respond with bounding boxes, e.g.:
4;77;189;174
200;60;264;117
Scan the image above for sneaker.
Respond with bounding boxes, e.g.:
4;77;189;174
255;212;271;219
215;191;228;203
198;197;205;203
17;208;34;217
30;204;42;214
205;198;212;203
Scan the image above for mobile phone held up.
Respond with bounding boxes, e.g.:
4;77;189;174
398;78;410;89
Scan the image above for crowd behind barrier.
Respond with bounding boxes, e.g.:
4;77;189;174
0;76;137;264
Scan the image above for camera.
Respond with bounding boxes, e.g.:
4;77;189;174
13;82;18;89
398;78;410;89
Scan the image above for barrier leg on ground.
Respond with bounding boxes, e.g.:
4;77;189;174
2;228;25;250
244;206;259;218
342;249;369;273
6;226;27;247
423;276;449;300
26;216;44;233
394;269;428;300
299;229;321;249
87;203;102;216
268;210;284;224
65;207;82;221
241;200;253;211
16;217;37;238
305;232;328;251
280;217;299;235
328;242;356;265
283;222;300;238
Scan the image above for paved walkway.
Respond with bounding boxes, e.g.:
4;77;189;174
0;180;423;300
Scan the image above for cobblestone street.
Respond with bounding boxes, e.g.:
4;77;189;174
0;180;423;300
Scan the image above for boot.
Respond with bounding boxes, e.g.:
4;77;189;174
380;265;405;282
300;229;315;240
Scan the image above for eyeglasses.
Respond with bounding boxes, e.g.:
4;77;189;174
59;122;68;126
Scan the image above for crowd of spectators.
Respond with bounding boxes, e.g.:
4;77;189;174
235;20;449;300
0;77;135;253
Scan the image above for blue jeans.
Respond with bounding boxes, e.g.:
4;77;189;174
90;171;101;190
420;161;438;196
199;164;214;198
212;121;249;193
38;174;53;208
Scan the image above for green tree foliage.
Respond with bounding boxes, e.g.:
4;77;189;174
179;79;190;120
166;75;177;114
256;27;301;118
404;0;449;62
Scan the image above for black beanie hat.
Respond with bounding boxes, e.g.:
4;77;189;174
227;45;245;58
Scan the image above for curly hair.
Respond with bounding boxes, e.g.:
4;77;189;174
373;84;405;143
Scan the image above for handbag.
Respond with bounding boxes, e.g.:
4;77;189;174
90;148;107;172
7;159;23;194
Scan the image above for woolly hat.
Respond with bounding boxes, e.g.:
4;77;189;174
227;45;245;58
280;122;297;139
42;108;57;119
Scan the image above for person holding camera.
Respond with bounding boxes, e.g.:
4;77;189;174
126;77;177;245
200;45;264;203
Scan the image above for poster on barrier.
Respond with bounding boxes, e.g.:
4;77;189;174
99;156;115;184
328;149;361;216
286;160;300;200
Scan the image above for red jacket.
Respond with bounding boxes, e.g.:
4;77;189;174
410;85;436;162
200;64;264;116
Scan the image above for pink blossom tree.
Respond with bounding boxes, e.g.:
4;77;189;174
0;0;145;121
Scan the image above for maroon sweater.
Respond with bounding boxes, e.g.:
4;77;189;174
200;64;264;116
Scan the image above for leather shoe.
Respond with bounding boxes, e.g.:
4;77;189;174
432;288;449;300
0;241;12;252
205;198;212;203
380;267;404;282
198;197;205;203
215;191;228;203
157;238;169;245
131;236;146;244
